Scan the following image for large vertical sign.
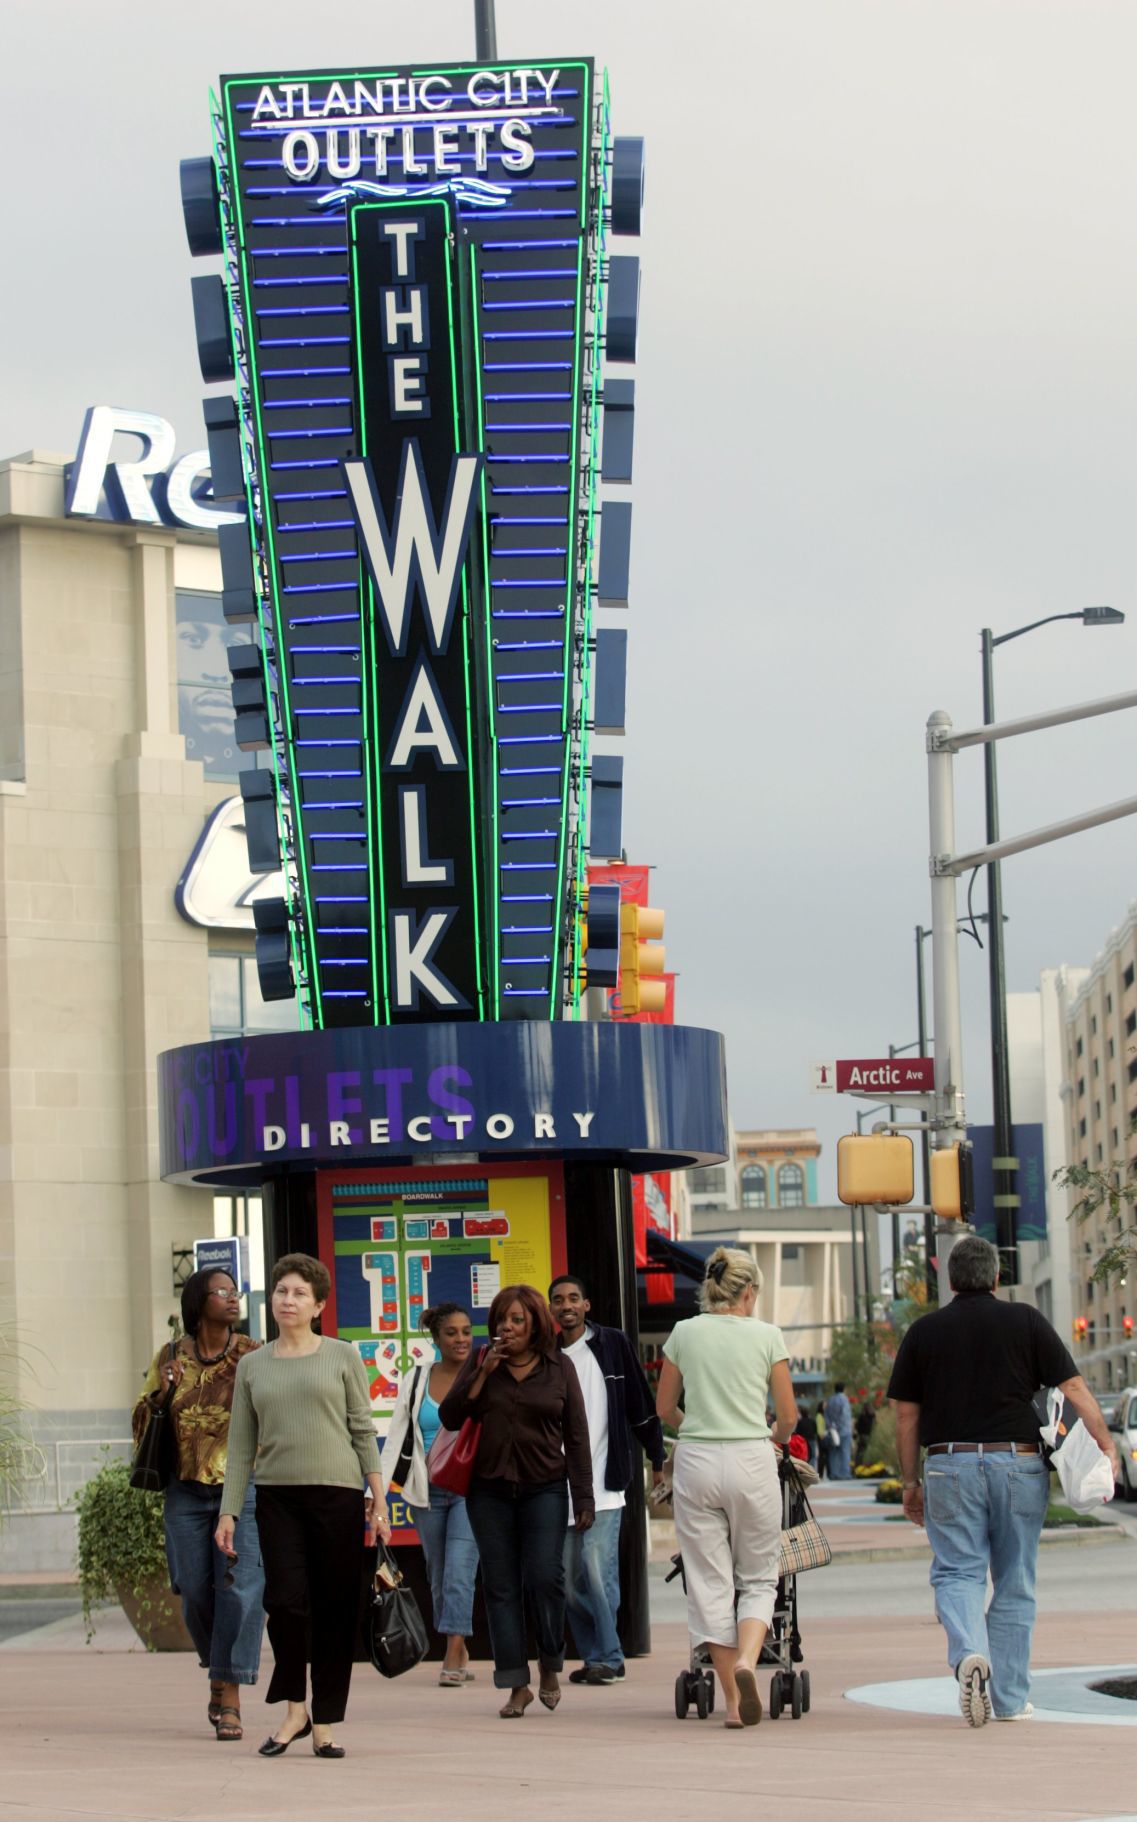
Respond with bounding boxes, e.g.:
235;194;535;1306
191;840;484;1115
210;61;605;1027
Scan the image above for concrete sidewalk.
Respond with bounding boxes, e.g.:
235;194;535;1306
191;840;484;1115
1;1597;1135;1822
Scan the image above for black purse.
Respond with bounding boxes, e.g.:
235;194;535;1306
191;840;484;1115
368;1543;429;1678
130;1341;178;1492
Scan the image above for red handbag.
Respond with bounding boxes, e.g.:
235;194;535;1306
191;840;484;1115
426;1417;482;1495
426;1351;485;1494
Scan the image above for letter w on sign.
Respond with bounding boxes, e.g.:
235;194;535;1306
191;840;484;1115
344;444;483;657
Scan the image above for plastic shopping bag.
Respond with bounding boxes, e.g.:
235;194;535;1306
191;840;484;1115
1038;1388;1114;1513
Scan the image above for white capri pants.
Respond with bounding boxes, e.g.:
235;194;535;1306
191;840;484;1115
672;1439;781;1648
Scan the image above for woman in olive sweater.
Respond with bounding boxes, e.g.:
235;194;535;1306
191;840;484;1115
216;1253;389;1761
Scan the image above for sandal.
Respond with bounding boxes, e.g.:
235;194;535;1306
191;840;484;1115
499;1689;533;1718
215;1704;243;1742
208;1682;224;1727
538;1674;561;1712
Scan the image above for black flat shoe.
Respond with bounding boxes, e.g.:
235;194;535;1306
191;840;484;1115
312;1741;346;1759
258;1719;312;1756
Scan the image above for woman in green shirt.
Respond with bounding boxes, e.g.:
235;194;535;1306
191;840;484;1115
656;1247;797;1728
216;1252;389;1760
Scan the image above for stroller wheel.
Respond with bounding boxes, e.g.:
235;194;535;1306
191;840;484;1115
675;1672;691;1719
769;1674;783;1720
703;1671;715;1713
800;1669;811;1714
694;1677;710;1720
791;1673;803;1720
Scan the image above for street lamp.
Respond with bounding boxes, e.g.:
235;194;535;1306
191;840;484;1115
474;0;497;56
981;607;1125;1283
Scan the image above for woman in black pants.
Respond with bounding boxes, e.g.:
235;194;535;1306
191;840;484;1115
215;1253;389;1760
439;1283;593;1718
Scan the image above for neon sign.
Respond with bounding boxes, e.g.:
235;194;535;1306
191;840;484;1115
64;406;244;531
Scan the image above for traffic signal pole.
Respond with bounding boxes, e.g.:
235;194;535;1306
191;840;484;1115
926;712;969;1304
926;687;1137;1306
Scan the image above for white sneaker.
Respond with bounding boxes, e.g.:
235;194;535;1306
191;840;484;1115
993;1703;1033;1722
957;1653;992;1727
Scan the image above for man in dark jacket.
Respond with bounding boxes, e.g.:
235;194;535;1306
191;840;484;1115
550;1274;665;1686
889;1234;1116;1728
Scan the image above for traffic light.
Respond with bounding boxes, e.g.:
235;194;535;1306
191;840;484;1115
930;1143;975;1221
1124;1316;1133;1338
577;883;620;990
836;1134;914;1207
1073;1316;1088;1342
616;902;666;1016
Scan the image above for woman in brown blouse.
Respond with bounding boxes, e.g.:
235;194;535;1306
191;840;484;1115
132;1267;263;1741
439;1283;593;1718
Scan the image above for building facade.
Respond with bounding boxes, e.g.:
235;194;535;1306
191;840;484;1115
0;442;291;1568
1063;904;1137;1394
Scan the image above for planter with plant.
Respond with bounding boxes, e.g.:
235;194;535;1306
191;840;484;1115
75;1454;192;1650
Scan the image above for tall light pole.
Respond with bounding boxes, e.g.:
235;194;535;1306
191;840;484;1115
981;607;1124;1284
474;0;497;58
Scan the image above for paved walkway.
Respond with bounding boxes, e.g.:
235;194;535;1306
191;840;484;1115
2;1538;1136;1822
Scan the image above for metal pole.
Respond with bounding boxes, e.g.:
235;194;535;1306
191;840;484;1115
474;0;497;59
981;631;1018;1285
849;1208;861;1323
915;926;935;1298
927;710;968;1302
861;1208;872;1321
887;1044;901;1298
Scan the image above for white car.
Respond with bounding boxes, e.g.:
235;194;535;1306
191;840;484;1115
1104;1389;1137;1500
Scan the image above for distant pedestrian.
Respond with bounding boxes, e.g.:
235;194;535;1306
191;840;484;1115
439;1284;593;1719
132;1268;263;1742
824;1383;853;1478
888;1234;1117;1726
854;1402;876;1468
794;1407;819;1470
216;1253;389;1760
656;1247;798;1728
380;1303;479;1686
550;1274;665;1687
814;1403;829;1478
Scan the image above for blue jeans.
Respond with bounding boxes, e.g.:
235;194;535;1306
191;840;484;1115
922;1451;1049;1717
164;1478;264;1683
564;1506;623;1668
828;1436;852;1479
410;1486;479;1638
465;1477;568;1689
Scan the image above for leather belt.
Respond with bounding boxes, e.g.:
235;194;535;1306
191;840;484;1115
926;1442;1042;1456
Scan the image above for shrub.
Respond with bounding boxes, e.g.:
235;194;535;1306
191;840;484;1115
75;1455;178;1647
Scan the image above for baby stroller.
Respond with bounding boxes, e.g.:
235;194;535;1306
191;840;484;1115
667;1451;815;1722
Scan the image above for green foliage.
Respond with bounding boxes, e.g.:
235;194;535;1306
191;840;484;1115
1054;1113;1137;1284
866;1402;900;1475
74;1454;176;1647
825;1322;897;1404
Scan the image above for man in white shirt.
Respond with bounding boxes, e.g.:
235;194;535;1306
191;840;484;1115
551;1274;664;1685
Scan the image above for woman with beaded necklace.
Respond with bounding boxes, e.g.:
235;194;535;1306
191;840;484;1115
132;1267;264;1741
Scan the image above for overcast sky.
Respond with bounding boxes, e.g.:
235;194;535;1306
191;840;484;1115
4;0;1135;1199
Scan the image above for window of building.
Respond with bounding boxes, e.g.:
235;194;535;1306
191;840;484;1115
1111;1084;1118;1104
1107;994;1113;1015
780;1243;805;1284
1095;1143;1103;1163
1095;1100;1101;1120
1125;963;1135;990
1113;1128;1120;1151
1129;1058;1137;1083
1086;1278;1095;1302
1091;1015;1098;1035
209;953;301;1038
1109;1039;1116;1059
1127;1012;1137;1037
1077;1036;1084;1056
1079;1118;1087;1138
1078;1078;1086;1097
176;590;259;783
690;1166;726;1195
1093;1058;1100;1077
740;1164;767;1208
778;1163;806;1209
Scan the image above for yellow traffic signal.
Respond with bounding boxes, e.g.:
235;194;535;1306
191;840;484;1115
930;1143;974;1221
617;902;666;1016
836;1134;914;1207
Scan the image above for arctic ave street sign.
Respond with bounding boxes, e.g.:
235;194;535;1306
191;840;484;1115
811;1058;935;1093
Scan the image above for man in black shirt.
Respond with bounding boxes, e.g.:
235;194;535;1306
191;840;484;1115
888;1234;1115;1727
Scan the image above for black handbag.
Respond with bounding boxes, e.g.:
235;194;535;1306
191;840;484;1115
368;1543;429;1679
130;1341;178;1492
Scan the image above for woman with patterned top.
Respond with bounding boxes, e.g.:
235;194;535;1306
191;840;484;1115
215;1252;390;1762
132;1267;263;1741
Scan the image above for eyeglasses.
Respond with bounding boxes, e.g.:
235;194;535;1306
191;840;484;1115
222;1553;238;1589
208;1288;242;1299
